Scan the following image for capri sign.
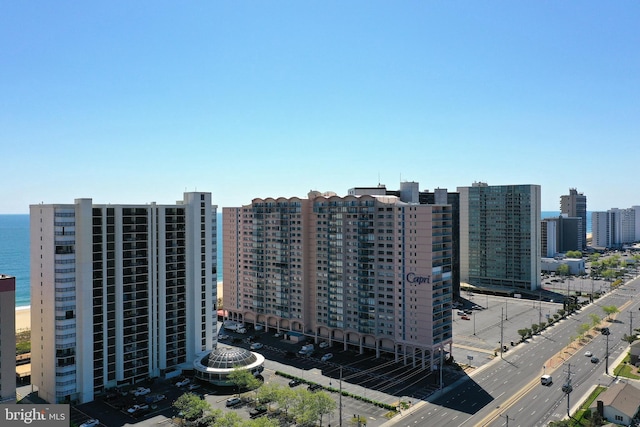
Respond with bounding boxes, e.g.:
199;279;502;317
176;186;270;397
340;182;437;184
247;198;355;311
406;272;431;284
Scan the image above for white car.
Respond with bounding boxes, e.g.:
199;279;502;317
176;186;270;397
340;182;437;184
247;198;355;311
319;342;330;349
175;378;191;387
250;342;264;350
133;387;151;396
79;420;100;427
584;351;592;357
274;331;284;338
321;353;333;362
218;334;229;340
127;404;149;414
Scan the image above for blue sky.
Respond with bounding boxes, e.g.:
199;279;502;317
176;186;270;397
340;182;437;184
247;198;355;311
2;1;638;213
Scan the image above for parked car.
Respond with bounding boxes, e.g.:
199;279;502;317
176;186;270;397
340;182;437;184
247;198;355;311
175;378;191;387
321;353;334;362
461;315;470;320
187;383;201;391
255;324;264;331
288;379;301;387
133;387;151;396
250;405;268;418
308;383;322;392
250;342;264;350
237;328;247;334
145;394;165;404
274;331;284;338
127;404;149;414
79;420;100;427
226;397;242;407
319;341;330;349
218;334;229;340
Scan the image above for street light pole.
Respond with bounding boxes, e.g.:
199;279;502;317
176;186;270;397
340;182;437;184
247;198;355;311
500;307;504;359
605;333;610;375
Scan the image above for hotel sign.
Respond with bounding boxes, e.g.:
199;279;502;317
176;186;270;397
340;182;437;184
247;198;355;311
406;272;430;284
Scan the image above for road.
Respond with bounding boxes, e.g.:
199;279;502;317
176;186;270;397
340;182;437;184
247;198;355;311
384;275;639;427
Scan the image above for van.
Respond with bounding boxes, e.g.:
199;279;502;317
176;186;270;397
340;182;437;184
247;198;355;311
541;375;552;386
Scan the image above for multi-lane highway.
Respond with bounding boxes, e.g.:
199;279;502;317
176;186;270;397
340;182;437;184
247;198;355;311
384;276;639;427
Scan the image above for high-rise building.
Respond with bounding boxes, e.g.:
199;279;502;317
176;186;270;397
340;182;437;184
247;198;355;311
350;182;461;298
560;189;587;249
591;208;637;249
30;193;217;404
223;189;453;368
0;274;16;403
458;183;541;291
541;215;583;256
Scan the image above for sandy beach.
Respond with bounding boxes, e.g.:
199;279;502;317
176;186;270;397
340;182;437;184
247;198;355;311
15;306;30;332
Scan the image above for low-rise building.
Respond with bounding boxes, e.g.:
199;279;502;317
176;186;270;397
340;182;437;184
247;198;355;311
590;382;640;426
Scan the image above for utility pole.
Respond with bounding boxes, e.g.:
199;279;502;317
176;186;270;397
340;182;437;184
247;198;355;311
500;307;504;359
562;364;574;417
605;331;610;375
630;311;633;338
339;366;343;427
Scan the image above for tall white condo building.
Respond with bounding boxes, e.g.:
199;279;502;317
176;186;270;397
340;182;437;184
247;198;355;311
30;193;217;404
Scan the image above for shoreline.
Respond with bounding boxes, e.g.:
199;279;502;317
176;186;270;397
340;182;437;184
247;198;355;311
15;306;30;332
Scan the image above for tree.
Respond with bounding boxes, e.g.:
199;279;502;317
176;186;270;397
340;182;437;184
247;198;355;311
589;313;601;327
518;329;529;341
565;250;582;259
588;253;601;263
577;323;591;339
211;411;244;427
602;305;619;321
228;366;262;396
247;417;280;427
274;386;297;417
621;334;639;344
556;264;570;277
256;382;281;410
313;391;336;427
531;324;539;334
173;392;212;422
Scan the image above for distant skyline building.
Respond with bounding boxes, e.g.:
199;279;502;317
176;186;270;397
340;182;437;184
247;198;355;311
0;274;16;403
458;182;541;291
560;189;587;249
223;187;453;368
541;215;583;257
30;193;217;404
591;207;638;248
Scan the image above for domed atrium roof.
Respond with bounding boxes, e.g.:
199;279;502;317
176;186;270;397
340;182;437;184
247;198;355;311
205;347;258;370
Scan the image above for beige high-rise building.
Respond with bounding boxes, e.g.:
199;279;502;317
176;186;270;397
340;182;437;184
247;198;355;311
0;274;16;403
223;189;453;368
30;193;217;404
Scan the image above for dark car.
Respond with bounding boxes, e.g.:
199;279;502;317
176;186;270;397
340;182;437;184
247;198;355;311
288;379;301;387
591;356;599;363
307;383;322;392
250;406;268;418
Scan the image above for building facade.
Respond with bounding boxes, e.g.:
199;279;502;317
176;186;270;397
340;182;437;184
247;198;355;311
351;182;461;298
592;208;638;249
560;189;587;249
0;275;16;403
458;183;541;291
223;190;453;368
30;193;217;404
541;215;583;256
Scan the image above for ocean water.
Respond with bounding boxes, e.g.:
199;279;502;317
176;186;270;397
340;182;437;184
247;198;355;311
0;214;30;308
0;211;591;309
